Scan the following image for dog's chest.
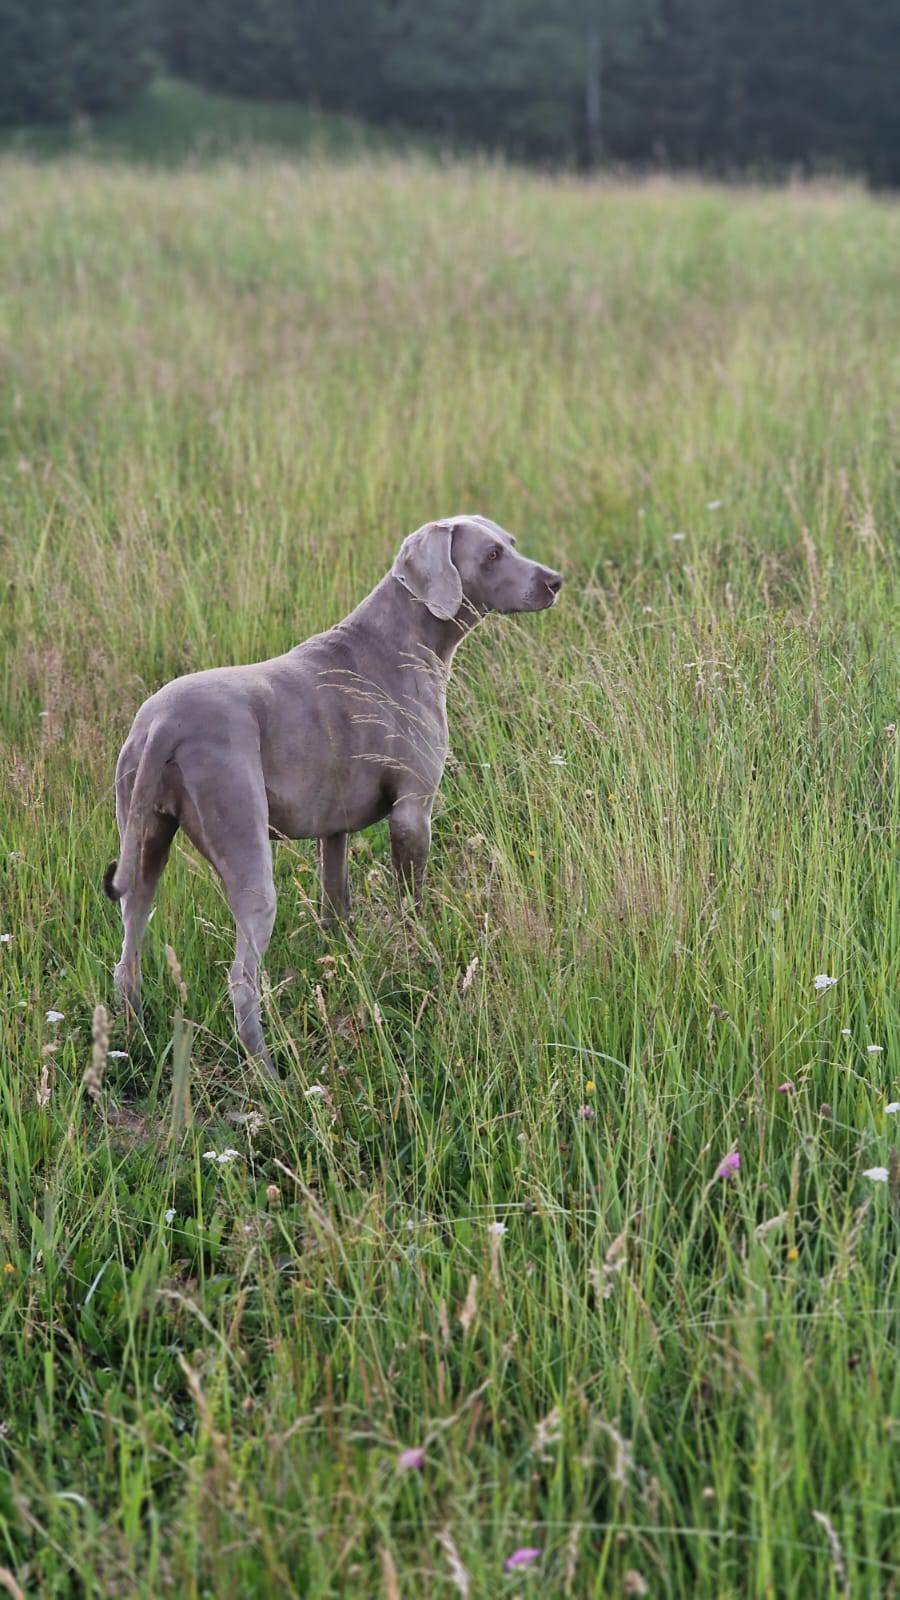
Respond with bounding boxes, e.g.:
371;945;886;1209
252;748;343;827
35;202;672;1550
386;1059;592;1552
264;714;447;840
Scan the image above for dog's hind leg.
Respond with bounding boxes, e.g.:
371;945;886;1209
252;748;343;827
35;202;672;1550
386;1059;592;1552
113;813;178;1019
224;859;277;1074
178;760;278;1075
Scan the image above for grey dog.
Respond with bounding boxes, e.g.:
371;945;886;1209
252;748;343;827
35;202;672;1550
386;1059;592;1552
105;515;563;1072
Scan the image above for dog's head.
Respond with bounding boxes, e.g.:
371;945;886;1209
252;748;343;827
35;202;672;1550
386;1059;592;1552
392;515;563;621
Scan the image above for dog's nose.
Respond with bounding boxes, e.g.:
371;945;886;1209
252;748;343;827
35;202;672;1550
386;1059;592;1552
544;570;563;594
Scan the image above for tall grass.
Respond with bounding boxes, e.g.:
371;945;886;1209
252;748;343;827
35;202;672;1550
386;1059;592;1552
0;152;897;1597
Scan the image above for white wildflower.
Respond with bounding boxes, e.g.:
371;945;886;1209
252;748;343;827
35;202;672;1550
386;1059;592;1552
202;1151;218;1162
548;753;567;766
841;1028;851;1037
216;1148;240;1165
532;1406;562;1461
706;499;723;510
814;974;838;992
488;1221;507;1237
862;1167;889;1183
227;1109;263;1133
671;531;687;542
0;933;11;943
45;1010;65;1023
884;1103;900;1115
107;1050;129;1060
305;1084;327;1097
866;1044;883;1054
164;1208;176;1224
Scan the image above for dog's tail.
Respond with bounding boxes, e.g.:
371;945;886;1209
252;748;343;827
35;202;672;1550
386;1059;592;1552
104;722;172;902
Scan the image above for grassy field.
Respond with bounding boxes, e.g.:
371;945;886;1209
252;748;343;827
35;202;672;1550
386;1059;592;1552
0;140;898;1598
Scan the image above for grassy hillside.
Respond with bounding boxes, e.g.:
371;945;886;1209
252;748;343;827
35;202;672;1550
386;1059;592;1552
0;150;897;1598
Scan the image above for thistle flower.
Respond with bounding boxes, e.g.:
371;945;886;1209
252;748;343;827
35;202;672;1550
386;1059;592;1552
777;1081;794;1093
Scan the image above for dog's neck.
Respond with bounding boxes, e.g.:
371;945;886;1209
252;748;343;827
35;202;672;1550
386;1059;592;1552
350;574;479;670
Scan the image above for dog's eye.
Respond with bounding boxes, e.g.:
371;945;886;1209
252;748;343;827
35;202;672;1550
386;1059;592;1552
487;546;502;562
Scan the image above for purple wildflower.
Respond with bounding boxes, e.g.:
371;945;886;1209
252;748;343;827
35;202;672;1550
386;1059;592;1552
397;1446;425;1470
777;1081;794;1093
715;1150;740;1179
505;1548;541;1572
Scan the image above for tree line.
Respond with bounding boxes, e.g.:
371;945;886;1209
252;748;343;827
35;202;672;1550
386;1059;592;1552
2;0;898;183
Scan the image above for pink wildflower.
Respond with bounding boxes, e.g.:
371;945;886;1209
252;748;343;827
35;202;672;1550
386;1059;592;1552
505;1548;541;1572
777;1081;794;1093
397;1446;425;1470
715;1150;740;1179
577;1104;595;1120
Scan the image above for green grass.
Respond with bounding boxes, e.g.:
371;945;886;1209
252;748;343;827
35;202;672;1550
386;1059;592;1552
0;147;898;1598
0;77;400;165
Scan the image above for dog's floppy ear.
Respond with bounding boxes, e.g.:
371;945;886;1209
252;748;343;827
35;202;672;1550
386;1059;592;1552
392;520;463;620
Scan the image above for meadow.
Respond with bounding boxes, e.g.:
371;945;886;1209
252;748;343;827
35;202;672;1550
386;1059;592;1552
0;125;898;1596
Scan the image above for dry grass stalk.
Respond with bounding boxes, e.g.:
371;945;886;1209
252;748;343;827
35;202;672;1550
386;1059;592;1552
379;1545;401;1600
36;1060;53;1109
0;1568;26;1600
812;1509;849;1595
437;1528;470;1597
164;944;188;1005
83;1004;108;1103
459;1274;478;1334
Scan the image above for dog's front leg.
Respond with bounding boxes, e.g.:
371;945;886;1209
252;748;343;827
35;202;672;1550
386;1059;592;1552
389;799;432;914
